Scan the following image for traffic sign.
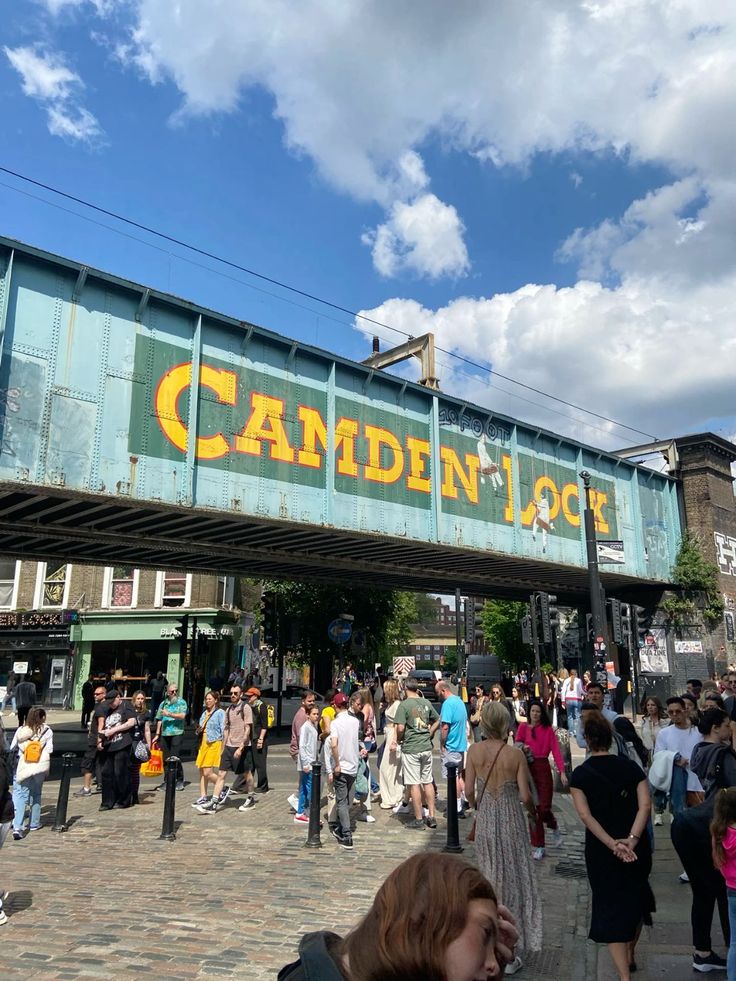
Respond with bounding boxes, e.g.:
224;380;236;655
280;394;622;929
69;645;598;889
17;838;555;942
328;619;353;644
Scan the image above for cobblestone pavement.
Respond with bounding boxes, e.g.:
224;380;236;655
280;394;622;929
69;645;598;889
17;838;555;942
0;740;721;980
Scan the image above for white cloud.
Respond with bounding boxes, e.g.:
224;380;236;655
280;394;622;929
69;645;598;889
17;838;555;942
363;193;469;280
4;44;103;145
356;268;736;447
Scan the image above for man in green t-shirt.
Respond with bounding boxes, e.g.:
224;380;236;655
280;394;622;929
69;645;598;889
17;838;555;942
394;678;440;830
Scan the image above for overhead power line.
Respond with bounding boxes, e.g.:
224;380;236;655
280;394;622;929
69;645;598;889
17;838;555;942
0;164;657;441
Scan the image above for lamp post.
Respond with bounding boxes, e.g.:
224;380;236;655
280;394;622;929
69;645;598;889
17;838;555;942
580;470;608;684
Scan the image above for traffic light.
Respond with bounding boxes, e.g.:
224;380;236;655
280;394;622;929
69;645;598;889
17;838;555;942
521;613;532;646
633;605;649;644
609;598;623;645
261;591;277;646
473;598;485;650
463;598;474;644
539;592;558;644
175;613;190;641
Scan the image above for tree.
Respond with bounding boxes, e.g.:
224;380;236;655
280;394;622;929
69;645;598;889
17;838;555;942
478;599;529;672
260;581;419;688
662;532;725;630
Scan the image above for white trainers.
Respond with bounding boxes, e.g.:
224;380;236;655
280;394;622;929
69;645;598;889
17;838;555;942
654;814;663;826
505;956;523;975
0;909;7;927
679;871;690;883
532;847;545;860
357;814;376;823
392;801;410;814
287;793;299;811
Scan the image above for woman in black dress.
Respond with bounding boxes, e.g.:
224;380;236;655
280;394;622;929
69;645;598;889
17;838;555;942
570;714;655;981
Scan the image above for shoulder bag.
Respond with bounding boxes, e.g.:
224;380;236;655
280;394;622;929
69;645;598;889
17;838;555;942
468;744;504;842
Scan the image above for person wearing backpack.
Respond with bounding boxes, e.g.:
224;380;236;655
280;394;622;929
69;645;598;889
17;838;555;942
246;687;270;794
9;706;53;839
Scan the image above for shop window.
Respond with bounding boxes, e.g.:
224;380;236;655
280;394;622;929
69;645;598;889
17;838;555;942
154;571;192;608
0;559;19;609
102;566;139;608
36;562;71;608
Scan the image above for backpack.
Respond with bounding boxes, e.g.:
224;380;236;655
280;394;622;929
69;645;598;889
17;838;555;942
708;744;735;791
24;738;43;764
267;704;275;729
613;716;649;770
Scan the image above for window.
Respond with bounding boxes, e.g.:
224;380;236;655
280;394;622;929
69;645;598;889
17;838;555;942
0;560;19;609
218;575;234;608
101;567;139;608
111;567;136;607
36;562;71;608
154;571;192;608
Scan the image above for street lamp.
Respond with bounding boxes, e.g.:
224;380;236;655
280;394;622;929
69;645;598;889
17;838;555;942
580;470;608;683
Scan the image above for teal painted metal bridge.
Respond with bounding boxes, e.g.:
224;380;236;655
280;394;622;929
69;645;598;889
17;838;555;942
0;236;680;600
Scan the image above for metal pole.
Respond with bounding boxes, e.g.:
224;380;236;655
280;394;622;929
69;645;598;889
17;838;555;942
580;471;608;685
443;763;463;853
529;593;542;698
455;588;463;677
52;753;75;832
304;760;322;848
158;755;178;841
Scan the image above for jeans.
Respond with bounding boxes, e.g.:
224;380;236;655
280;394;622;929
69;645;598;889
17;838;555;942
565;702;580;738
334;772;356;836
728;889;736;979
298;771;312;814
12;774;45;831
670;762;688;819
160;733;184;783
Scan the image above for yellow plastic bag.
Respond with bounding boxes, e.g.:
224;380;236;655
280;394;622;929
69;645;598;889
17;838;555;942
140;745;164;778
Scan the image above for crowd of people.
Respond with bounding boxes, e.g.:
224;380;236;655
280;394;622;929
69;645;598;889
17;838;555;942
5;664;736;978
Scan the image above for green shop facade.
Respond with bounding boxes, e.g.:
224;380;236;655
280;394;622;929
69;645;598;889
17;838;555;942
71;608;240;709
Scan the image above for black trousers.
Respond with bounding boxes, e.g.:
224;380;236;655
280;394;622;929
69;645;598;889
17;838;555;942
253;741;269;790
81;704;94;728
16;706;30;726
101;750;132;807
672;816;730;951
160;734;184;782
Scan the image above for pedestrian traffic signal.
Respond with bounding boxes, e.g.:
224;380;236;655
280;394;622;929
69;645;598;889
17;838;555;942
473;598;485;646
609;598;623;645
539;592;558;644
633;605;649;643
463;597;474;644
521;613;532;646
261;591;277;646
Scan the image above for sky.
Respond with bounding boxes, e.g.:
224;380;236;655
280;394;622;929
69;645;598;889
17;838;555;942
1;0;735;458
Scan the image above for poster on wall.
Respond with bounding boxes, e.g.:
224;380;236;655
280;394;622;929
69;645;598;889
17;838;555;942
674;640;704;654
639;628;670;674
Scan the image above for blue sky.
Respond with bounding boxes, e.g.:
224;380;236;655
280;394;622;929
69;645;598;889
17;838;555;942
1;1;735;452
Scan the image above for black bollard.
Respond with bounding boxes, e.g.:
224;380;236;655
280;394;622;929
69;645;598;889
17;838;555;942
158;755;178;841
304;760;322;848
443;762;463;853
53;753;76;833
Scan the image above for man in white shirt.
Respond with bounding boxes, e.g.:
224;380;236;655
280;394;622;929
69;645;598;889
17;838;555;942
655;696;704;818
330;693;361;850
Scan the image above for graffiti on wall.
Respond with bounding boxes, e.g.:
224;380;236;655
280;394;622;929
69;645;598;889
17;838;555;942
716;532;736;577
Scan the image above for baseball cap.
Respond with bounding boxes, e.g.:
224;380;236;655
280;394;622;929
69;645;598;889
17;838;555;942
333;693;349;708
245;687;260;697
104;690;120;701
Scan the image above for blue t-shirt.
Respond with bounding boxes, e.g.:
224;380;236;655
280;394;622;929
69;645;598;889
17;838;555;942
440;694;468;753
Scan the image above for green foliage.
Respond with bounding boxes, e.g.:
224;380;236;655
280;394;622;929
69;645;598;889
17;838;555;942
662;532;725;630
478;599;529;671
414;593;441;627
260;580;418;667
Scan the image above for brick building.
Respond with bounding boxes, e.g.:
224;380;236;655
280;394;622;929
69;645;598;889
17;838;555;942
0;560;241;710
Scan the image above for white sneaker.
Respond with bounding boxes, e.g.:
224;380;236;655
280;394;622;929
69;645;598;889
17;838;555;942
550;829;562;846
422;806;429;818
505;955;523;975
392;801;410;814
287;793;299;811
654;814;663;826
532;847;545;860
357;814;376;823
679;871;690;883
0;909;7;926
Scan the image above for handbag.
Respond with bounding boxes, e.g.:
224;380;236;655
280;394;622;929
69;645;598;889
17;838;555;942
468;744;504;842
133;739;151;763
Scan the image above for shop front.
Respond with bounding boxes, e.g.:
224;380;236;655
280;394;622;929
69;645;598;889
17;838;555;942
0;609;79;707
71;609;239;711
